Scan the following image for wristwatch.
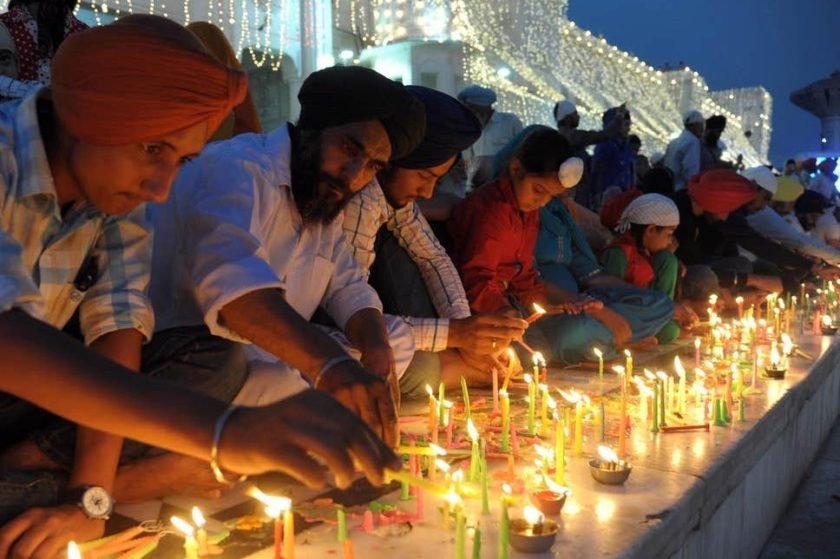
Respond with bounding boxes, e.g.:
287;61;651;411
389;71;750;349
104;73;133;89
60;485;114;520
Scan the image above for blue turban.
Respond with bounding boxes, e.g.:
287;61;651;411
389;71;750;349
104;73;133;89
457;84;497;107
392;86;482;169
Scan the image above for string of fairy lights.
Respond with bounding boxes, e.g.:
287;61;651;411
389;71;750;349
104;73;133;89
1;0;771;164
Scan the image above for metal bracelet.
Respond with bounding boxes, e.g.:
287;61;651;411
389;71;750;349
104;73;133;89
210;404;248;486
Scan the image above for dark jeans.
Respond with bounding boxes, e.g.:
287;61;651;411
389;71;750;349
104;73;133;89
369;228;442;398
0;325;248;523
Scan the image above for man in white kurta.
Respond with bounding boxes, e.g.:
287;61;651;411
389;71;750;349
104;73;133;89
665;110;704;190
149;66;426;446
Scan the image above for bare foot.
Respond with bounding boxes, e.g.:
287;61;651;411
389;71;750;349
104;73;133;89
114;453;229;503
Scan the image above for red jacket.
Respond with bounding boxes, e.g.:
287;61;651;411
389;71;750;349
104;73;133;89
609;232;655;289
449;177;545;313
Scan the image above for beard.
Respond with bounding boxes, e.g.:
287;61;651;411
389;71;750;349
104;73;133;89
290;128;354;226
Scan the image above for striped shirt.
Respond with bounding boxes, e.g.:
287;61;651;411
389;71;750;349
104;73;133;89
0;93;153;345
343;180;470;352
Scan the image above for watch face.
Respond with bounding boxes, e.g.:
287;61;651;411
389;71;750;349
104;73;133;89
82;487;113;518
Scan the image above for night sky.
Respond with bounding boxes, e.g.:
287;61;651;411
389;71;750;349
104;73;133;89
568;0;840;167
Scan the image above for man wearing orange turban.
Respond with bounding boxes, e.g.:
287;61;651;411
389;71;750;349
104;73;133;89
0;14;394;557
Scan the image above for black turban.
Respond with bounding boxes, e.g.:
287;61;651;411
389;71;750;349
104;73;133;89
706;115;727;131
297;66;425;160
392;86;482;169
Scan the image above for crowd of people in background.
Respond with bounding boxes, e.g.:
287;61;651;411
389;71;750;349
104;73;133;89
0;7;838;557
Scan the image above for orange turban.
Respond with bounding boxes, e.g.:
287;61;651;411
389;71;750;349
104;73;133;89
186;21;262;138
51;14;248;145
687;169;757;216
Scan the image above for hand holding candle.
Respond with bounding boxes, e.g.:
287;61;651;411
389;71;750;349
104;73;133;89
525;303;547;324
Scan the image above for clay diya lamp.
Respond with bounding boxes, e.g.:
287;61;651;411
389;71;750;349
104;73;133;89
508;506;559;554
589;445;632;486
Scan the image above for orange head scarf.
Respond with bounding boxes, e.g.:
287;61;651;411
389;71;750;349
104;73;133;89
51;14;248;145
186;21;262;138
687;169;757;217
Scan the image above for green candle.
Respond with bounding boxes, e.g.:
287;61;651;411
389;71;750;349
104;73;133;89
658;379;667;427
738;396;746;422
460;377;471;422
713;399;726;426
499;487;510;559
471;523;482;559
480;441;490;515
337;507;347;543
455;503;465;559
468;419;480;482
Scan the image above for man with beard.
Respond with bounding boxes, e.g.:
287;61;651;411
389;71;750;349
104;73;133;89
148;66;426;450
699;115;727;171
342;86;527;397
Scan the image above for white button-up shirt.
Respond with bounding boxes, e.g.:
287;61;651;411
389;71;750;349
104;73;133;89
148;124;383;344
343;180;470;352
0;94;153;345
665;129;701;190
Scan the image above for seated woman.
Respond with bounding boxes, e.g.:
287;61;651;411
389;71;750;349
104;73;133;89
449;128;601;363
600;193;698;341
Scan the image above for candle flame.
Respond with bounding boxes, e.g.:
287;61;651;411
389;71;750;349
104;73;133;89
499;389;509;398
709;294;718;305
644;369;656;381
612;365;625;376
429;443;447;456
656;371;668;382
534;444;551;461
695;337;701;349
171;515;195;538
67;542;81;559
558;389;581;404
674;356;686;379
247;487;291;514
532;303;547;316
735;296;743;305
778;299;786;310
623;349;632;358
823;315;833;327
781;334;794;355
502;483;512;496
523;373;533;384
435;458;451;473
593;347;603;358
523;505;544;526
467;418;479;442
695;368;706;379
446;488;461;507
507;348;516;361
452;470;464;483
541;473;571;495
191;506;206;528
770;345;781;368
425;384;434;397
534;351;545;366
598;445;619;464
546;396;557;410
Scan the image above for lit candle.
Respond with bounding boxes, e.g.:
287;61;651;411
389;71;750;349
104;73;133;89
499;484;511;559
537;353;548;385
531;353;540;379
444;400;455;447
650;377;660;433
695;337;701;368
539;383;549;435
468;418;480;482
480;440;490;515
337;506;347;543
192;507;209;557
593;347;604;383
656;371;668;427
171;516;200;559
500;390;511;453
248;488;293;559
67;542;81;559
525;374;536;436
526;303;547;324
736;296;744;319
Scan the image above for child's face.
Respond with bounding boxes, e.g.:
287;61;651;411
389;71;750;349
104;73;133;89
643;225;675;253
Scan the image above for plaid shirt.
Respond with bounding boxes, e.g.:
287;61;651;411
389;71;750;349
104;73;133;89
343;180;470;352
0;94;153;345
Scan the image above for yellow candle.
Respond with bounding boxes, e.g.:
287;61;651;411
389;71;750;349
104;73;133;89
283;507;295;559
624;349;633;383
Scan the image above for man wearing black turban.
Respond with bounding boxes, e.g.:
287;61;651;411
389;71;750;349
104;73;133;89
340;86;527;396
148;66;427;451
700;114;727;172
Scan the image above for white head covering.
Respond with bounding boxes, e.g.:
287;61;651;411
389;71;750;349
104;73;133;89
554;100;577;122
740;166;777;195
558;157;584;188
617;193;680;233
683;109;705;126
